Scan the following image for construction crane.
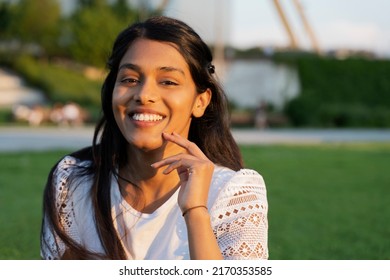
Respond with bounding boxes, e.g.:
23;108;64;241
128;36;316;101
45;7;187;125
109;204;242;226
272;0;321;54
152;0;320;54
272;0;300;50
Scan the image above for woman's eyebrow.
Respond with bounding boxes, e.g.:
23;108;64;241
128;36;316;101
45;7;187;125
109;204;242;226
159;66;185;76
118;64;185;76
118;63;141;72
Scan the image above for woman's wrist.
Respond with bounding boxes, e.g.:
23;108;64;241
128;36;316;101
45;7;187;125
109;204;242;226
182;205;208;217
182;205;210;224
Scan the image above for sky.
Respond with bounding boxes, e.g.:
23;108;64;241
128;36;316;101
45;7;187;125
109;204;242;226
62;0;390;58
161;0;390;57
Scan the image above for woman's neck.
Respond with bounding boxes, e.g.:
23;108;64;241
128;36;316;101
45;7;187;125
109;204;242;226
118;143;184;213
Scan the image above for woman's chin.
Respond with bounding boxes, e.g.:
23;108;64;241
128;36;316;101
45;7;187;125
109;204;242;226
127;135;165;152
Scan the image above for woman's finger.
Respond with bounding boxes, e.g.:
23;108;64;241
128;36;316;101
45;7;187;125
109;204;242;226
163;132;207;159
151;154;196;174
161;159;188;175
151;153;188;169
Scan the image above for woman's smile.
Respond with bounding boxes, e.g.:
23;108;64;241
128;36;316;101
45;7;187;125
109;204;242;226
127;109;166;127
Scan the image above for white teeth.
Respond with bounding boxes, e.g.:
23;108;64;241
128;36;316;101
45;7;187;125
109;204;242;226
132;113;163;122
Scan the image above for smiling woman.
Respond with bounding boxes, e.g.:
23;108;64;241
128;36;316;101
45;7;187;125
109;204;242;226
40;16;268;260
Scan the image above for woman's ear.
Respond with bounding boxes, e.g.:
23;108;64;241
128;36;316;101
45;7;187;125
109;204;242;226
192;89;212;118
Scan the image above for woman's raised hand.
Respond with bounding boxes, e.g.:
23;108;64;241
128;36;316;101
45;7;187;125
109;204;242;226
151;132;214;213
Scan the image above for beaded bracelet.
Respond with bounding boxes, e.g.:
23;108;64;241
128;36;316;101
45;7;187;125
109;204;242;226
182;205;208;217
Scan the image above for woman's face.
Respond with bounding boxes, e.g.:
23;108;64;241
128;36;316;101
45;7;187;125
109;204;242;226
112;38;210;152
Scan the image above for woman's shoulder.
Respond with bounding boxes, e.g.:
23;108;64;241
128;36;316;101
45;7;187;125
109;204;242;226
212;165;265;189
225;168;266;191
53;150;93;179
208;165;266;206
50;147;94;198
53;146;93;171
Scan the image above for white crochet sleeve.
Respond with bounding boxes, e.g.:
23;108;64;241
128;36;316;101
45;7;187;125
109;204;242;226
41;156;82;260
210;169;268;260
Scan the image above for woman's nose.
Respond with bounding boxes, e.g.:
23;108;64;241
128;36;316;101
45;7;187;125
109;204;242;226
134;79;158;104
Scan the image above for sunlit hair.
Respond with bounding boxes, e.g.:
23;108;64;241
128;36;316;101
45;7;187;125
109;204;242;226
42;16;243;260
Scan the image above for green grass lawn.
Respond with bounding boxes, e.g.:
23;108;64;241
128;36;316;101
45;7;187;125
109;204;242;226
0;144;389;259
241;143;390;260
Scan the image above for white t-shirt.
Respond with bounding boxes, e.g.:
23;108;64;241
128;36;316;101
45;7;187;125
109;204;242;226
41;156;268;260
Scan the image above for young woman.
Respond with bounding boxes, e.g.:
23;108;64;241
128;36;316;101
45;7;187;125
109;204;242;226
40;16;268;260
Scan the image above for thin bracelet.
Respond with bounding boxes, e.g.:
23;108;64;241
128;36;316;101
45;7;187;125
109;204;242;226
182;205;208;217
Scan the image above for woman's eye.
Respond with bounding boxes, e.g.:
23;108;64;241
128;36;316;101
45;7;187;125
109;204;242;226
120;78;139;85
161;80;178;86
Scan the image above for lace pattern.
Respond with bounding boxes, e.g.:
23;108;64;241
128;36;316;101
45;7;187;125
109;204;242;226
41;156;81;259
210;169;268;259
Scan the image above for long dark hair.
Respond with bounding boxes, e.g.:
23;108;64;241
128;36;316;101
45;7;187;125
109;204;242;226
41;16;243;259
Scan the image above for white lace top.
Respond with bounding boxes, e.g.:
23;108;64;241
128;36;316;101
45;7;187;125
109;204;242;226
41;156;268;260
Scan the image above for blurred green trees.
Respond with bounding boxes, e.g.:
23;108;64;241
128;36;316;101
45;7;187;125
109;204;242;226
6;0;61;57
283;56;390;127
0;0;142;66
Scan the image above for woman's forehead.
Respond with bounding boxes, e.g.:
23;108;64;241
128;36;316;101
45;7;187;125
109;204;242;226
124;39;182;61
